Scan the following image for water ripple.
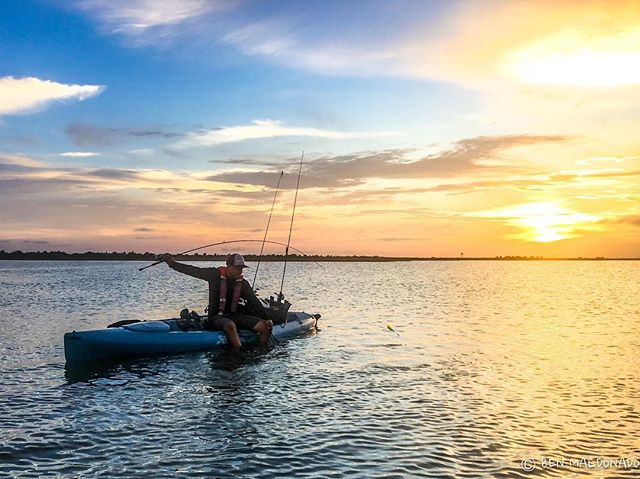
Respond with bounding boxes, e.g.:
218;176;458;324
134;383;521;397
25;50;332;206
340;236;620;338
0;261;638;477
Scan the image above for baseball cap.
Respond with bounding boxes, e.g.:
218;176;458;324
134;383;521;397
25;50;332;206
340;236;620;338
226;253;248;268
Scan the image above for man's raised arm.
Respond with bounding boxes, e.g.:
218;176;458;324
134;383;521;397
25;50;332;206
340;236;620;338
159;254;212;280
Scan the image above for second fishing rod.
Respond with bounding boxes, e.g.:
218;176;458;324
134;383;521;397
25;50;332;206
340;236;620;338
279;151;304;301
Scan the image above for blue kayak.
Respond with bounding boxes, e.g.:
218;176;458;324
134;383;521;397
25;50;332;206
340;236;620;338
64;312;318;364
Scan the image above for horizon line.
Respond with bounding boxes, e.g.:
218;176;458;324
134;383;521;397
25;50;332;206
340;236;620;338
0;250;638;261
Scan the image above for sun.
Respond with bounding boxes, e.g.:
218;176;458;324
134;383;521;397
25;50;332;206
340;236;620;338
513;203;574;242
472;202;601;243
509;202;601;243
518;219;566;243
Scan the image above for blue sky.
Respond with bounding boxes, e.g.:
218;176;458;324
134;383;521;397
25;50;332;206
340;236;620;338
1;0;472;165
1;0;639;256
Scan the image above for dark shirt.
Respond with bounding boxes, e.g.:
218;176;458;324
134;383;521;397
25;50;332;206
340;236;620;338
169;262;269;320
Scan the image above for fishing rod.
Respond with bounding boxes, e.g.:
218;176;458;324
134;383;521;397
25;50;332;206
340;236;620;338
252;171;284;289
138;239;318;272
278;151;304;300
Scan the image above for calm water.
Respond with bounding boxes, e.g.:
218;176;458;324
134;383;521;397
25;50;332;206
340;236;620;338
0;260;638;478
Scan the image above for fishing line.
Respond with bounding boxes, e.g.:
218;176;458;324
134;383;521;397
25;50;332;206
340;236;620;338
138;238;321;271
253;171;284;289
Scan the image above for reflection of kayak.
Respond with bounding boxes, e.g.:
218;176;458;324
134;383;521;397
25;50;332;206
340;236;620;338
64;312;319;364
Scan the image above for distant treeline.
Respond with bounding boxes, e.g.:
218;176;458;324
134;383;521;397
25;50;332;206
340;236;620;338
0;250;416;262
0;250;634;261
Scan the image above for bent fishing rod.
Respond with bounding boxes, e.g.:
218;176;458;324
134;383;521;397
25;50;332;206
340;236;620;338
279;151;304;300
138;239;317;272
252;170;284;289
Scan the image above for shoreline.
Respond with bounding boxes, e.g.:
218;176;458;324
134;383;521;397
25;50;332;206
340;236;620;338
0;252;638;262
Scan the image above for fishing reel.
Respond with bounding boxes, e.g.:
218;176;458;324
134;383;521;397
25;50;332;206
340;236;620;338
177;308;203;331
265;294;291;325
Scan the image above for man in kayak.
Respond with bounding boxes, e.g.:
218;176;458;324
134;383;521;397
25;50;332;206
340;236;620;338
159;252;273;348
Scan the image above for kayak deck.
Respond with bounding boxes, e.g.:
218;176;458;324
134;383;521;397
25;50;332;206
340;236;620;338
64;312;317;364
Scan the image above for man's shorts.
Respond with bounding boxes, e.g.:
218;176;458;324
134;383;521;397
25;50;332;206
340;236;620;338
204;314;262;332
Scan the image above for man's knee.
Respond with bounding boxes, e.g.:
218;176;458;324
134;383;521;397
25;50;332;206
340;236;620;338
253;319;272;333
223;321;237;334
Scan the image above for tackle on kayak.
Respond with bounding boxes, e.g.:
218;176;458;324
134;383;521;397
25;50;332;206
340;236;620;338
63;152;320;365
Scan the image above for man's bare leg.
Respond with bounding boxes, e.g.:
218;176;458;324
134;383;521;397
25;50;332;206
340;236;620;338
253;319;273;345
224;321;242;348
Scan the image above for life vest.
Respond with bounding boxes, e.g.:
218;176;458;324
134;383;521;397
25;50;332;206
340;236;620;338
218;266;242;314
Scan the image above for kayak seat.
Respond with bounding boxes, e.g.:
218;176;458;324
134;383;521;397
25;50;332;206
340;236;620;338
123;321;171;333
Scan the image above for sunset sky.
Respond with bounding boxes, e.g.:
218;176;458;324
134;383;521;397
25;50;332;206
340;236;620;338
1;0;639;257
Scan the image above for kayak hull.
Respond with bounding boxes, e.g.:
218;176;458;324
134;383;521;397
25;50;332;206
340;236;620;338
64;312;317;364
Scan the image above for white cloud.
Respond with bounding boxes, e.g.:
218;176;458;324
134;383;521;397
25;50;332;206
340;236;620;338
222;20;296;59
128;148;155;155
220;2;640;90
80;0;233;35
501;29;640;87
75;0;640;94
223;22;399;76
0;77;104;116
60;152;101;158
175;119;397;147
77;1;411;76
398;1;640;87
576;155;639;166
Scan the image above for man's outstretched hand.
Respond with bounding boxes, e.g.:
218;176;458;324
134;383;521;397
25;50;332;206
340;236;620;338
156;253;174;264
